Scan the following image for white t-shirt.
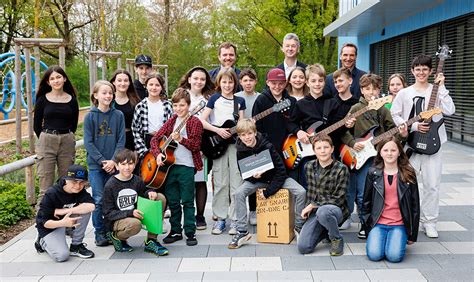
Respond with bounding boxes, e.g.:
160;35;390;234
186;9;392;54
173;117;194;168
148;100;164;134
206;93;246;126
190;93;207;118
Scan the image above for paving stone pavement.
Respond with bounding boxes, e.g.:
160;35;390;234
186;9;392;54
0;142;473;281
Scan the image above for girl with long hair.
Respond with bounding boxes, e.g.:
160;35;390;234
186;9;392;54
34;65;79;207
178;66;215;230
286;66;309;100
361;136;420;263
84;80;125;246
110;70;141;150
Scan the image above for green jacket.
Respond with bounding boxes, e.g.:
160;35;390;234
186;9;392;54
341;97;401;148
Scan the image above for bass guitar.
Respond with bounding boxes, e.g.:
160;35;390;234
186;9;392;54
201;99;291;160
408;44;451;155
282;96;392;169
141;100;206;189
339;108;442;170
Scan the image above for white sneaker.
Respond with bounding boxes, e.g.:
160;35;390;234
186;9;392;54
164;209;171;218
424;224;438;238
228;221;238;235
339;218;351;230
249;211;257;226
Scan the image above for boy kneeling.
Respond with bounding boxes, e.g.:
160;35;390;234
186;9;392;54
297;136;349;256
35;164;95;262
228;118;306;249
102;149;169;256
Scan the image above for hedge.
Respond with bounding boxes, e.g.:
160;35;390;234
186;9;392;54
0;180;34;228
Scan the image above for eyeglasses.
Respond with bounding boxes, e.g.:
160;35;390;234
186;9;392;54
413;67;430;73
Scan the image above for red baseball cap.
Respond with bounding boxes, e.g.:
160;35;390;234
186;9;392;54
266;68;286;81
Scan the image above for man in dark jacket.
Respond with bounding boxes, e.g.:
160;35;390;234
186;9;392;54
228;119;306;249
324;43;366;99
208;42;242;92
276;33;307;78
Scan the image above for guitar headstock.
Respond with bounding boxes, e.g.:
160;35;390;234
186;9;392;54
273;98;291;113
419;108;442;120
190;100;206;115
367;95;393;110
436;44;452;60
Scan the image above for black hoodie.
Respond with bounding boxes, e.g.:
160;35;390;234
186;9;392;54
236;132;288;198
252;89;296;156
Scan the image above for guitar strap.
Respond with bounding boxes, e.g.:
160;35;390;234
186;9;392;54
322;98;330;125
233;98;239;122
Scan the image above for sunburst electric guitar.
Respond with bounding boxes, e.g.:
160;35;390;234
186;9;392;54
282;96;392;169
339;108;442;170
141;100;206;189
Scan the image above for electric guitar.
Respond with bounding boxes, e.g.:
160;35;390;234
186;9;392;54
201;99;291;160
339;108;442;170
141;100;206;189
282;96;392;169
408;44;451;155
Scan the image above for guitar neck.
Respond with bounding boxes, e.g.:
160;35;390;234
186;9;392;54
427;58;445;109
309;105;372;142
161;114;191;150
228;108;274;135
371;115;421;146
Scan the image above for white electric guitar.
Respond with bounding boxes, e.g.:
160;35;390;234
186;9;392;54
340;108;442;170
282;96;392;169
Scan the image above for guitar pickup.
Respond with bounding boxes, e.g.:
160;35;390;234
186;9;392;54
416;143;427;150
282;151;290;159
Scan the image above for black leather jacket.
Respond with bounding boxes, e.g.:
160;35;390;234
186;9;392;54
361;167;420;242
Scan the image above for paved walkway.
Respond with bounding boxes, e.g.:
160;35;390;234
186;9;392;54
1;142;473;281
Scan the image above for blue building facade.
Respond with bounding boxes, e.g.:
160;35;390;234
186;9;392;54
324;0;474;144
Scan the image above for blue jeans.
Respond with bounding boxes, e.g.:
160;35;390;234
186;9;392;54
89;169;112;234
297;204;343;254
347;158;373;219
366;224;407;263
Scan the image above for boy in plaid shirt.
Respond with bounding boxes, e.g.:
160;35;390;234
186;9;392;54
297;135;349;256
150;88;203;246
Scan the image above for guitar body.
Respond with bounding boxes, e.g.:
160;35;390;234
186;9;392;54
201;119;237;159
140;137;177;189
282;121;322;169
408;118;443;155
339;127;377;170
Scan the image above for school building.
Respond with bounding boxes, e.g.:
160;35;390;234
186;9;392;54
324;0;474;145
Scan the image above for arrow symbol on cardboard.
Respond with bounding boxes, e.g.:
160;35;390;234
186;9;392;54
268;222;272;236
273;222;277;236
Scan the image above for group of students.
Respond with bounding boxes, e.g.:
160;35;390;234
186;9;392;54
33;34;455;264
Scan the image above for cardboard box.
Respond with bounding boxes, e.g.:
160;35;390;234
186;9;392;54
256;188;295;244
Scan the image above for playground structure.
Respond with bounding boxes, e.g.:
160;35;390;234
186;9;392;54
0;37;170;205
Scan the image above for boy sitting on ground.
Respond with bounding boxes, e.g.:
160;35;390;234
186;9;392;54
102;148;168;256
297;136;349;256
228;118;306;249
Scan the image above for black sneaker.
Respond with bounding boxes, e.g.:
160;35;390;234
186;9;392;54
358;225;367;239
196;215;207;230
34;238;44;253
186;233;198;246
70;243;95;259
163;232;183;244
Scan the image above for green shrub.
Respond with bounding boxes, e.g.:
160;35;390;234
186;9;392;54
0;180;34;228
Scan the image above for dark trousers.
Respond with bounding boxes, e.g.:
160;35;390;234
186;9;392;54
164;165;196;235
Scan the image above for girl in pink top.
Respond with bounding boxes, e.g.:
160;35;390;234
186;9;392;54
361;137;420;262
